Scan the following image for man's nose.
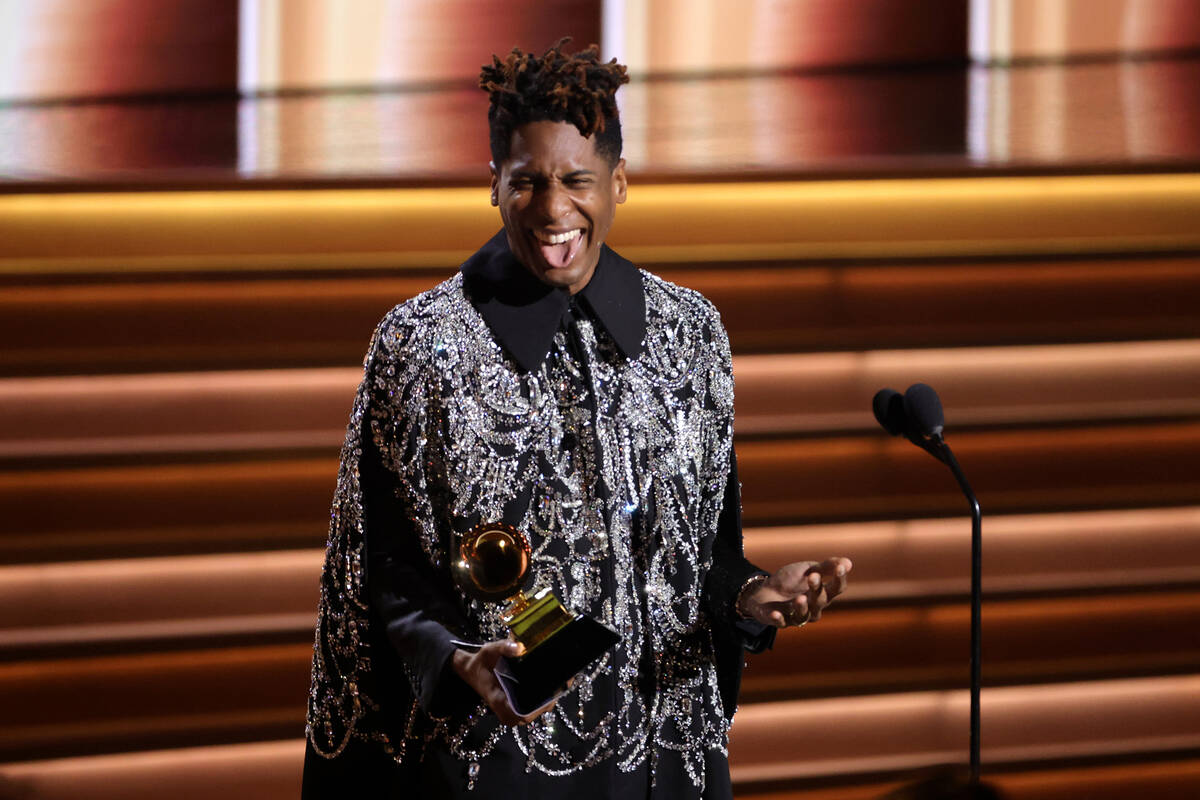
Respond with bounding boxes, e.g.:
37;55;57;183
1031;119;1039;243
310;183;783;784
534;182;571;220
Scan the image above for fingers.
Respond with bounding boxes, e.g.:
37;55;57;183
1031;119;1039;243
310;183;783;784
781;594;809;627
768;561;817;597
817;557;852;601
489;691;523;726
744;557;853;630
790;557;852;625
475;638;523;668
804;570;826;622
475;640;566;728
761;593;809;628
454;639;528;726
481;641;557;727
757;602;785;627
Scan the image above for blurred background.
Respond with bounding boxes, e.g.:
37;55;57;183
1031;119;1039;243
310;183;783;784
1;1;1199;798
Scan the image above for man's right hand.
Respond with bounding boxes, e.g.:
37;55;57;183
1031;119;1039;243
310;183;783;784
450;639;556;727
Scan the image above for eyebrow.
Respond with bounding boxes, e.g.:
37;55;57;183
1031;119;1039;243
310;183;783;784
510;168;598;179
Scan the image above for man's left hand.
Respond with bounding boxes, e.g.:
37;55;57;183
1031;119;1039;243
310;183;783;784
739;557;852;628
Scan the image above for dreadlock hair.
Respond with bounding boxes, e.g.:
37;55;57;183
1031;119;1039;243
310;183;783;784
480;38;630;168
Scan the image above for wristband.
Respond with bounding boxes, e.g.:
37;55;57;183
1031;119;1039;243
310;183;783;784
734;571;770;620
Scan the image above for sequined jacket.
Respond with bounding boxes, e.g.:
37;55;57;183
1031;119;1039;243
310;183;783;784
304;233;772;798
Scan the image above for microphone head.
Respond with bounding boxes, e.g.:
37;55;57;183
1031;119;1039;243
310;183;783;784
904;383;945;437
872;388;907;436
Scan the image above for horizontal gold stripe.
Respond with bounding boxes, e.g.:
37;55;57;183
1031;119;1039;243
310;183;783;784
729;675;1200;781
3;507;1197;633
3;340;1200;457
1;173;1199;274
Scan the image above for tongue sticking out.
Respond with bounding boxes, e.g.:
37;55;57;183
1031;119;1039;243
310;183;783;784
539;231;584;269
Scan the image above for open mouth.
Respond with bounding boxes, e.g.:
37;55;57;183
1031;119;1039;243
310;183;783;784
532;228;585;269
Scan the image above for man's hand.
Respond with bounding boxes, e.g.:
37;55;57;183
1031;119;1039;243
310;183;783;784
450;639;556;726
739;557;852;628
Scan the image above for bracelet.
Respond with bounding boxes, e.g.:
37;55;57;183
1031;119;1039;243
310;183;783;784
734;571;770;620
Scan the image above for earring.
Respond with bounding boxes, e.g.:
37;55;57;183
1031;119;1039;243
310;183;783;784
491;194;499;206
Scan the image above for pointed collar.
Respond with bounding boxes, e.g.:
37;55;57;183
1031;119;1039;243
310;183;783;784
461;230;646;373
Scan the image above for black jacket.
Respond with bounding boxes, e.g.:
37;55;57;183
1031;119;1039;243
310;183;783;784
303;234;772;799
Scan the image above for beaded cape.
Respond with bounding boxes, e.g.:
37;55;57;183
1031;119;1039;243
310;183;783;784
306;242;740;791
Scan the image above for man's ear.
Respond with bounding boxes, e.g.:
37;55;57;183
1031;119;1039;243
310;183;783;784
612;158;628;204
489;161;499;206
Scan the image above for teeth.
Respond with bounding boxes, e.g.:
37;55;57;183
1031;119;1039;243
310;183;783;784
535;229;582;245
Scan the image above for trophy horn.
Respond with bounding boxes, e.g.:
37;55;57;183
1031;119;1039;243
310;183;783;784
451;522;531;603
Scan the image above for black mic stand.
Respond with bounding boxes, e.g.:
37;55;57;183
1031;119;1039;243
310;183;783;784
875;385;983;783
928;433;982;783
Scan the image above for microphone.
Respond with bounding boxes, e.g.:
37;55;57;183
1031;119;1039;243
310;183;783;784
871;388;907;436
903;382;944;438
870;382;983;783
872;383;945;461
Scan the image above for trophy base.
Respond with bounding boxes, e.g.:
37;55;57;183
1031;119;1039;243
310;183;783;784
494;613;620;717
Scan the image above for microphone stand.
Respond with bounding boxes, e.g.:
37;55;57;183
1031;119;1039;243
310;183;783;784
876;385;983;782
929;433;982;783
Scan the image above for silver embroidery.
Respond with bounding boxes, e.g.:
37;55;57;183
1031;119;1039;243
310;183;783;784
307;270;735;790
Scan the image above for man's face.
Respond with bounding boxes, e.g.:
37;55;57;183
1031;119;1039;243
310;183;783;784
491;120;627;294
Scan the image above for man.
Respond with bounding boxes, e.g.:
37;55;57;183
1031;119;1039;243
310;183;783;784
303;40;851;799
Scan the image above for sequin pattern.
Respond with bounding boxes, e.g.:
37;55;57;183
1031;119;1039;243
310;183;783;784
307;271;736;790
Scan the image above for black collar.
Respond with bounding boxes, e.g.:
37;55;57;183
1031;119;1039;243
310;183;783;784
461;230;646;373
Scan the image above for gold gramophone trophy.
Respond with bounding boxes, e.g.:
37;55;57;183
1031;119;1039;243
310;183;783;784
451;521;620;716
